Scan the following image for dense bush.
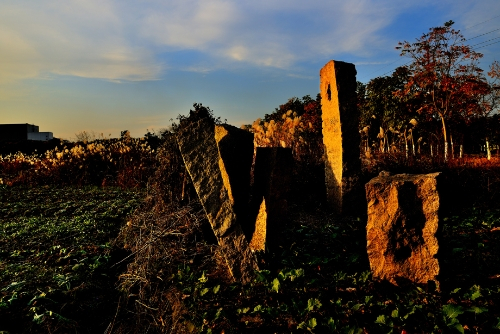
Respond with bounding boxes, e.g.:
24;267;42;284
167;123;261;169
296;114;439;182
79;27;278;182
247;95;325;206
0;136;158;188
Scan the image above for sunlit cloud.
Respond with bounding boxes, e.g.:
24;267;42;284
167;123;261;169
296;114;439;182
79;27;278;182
2;0;498;86
137;0;415;70
140;0;239;49
0;0;439;87
0;29;42;84
0;0;162;85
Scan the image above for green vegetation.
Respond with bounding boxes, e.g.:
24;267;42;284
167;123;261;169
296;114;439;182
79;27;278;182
117;202;500;333
1;182;499;332
0;185;144;333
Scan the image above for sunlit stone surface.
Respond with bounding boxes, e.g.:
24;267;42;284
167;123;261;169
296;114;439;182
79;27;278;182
177;118;258;284
320;60;360;214
365;172;441;285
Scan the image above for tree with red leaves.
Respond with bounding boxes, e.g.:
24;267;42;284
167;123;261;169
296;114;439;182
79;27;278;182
396;20;492;160
488;61;500;110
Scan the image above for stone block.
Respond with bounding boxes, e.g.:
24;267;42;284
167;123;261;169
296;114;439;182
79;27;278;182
248;147;292;251
214;124;254;225
176;118;258;284
365;172;441;285
320;60;361;214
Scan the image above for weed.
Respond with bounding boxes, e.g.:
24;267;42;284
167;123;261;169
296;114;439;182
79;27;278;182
0;185;144;333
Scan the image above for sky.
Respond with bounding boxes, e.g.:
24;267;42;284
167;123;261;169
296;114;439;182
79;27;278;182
1;0;499;140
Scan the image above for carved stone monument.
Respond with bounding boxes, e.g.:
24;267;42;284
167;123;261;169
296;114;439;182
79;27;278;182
320;60;360;214
177;118;258;284
365;172;441;285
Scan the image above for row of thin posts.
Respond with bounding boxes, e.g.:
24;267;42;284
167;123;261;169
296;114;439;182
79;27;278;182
363;137;495;161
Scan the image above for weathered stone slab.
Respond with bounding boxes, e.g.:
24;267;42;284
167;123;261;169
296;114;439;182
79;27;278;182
248;147;292;251
177;118;258;284
320;60;361;214
365;172;441;285
214;124;254;226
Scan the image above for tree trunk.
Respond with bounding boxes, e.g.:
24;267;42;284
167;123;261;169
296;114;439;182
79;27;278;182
486;138;491;160
450;134;454;159
440;116;448;161
412;138;415;156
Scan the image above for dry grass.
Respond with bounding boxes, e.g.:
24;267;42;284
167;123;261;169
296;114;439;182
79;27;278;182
112;204;210;334
110;121;228;333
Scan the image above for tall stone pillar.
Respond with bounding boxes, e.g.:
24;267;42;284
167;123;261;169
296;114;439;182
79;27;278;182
320;60;360;214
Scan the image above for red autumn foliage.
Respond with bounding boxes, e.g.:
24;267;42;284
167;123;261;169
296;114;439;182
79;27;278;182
395;20;494;160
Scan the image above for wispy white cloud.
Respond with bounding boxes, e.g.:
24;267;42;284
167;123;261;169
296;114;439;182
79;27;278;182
0;0;161;85
1;0;414;84
2;0;497;88
137;0;405;70
447;1;500;66
140;0;239;49
287;73;315;80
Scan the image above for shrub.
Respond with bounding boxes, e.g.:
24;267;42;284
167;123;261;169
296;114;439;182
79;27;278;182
248;96;325;206
0;137;157;188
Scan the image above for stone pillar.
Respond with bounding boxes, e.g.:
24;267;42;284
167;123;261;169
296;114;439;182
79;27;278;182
177;118;258;284
248;147;292;251
365;172;441;285
320;60;360;214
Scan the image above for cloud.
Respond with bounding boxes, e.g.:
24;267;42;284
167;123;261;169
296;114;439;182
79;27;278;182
447;1;500;63
0;28;41;84
140;0;239;49
4;0;487;87
138;0;427;70
0;0;162;85
137;0;406;69
287;73;315;80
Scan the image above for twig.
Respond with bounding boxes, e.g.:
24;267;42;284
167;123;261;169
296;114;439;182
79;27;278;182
104;296;121;334
135;299;159;311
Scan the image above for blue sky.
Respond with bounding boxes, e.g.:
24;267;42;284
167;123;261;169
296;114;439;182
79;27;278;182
1;0;499;140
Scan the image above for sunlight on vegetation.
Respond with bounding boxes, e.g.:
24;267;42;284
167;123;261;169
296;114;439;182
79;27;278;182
0;135;159;188
1;20;500;333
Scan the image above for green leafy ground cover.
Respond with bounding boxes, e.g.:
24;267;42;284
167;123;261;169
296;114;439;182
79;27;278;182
158;208;500;333
0;185;144;333
1;185;500;333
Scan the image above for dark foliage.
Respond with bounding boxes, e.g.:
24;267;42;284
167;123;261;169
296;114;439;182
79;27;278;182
0;138;65;156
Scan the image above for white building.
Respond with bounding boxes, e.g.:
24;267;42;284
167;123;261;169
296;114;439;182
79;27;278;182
0;123;54;141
